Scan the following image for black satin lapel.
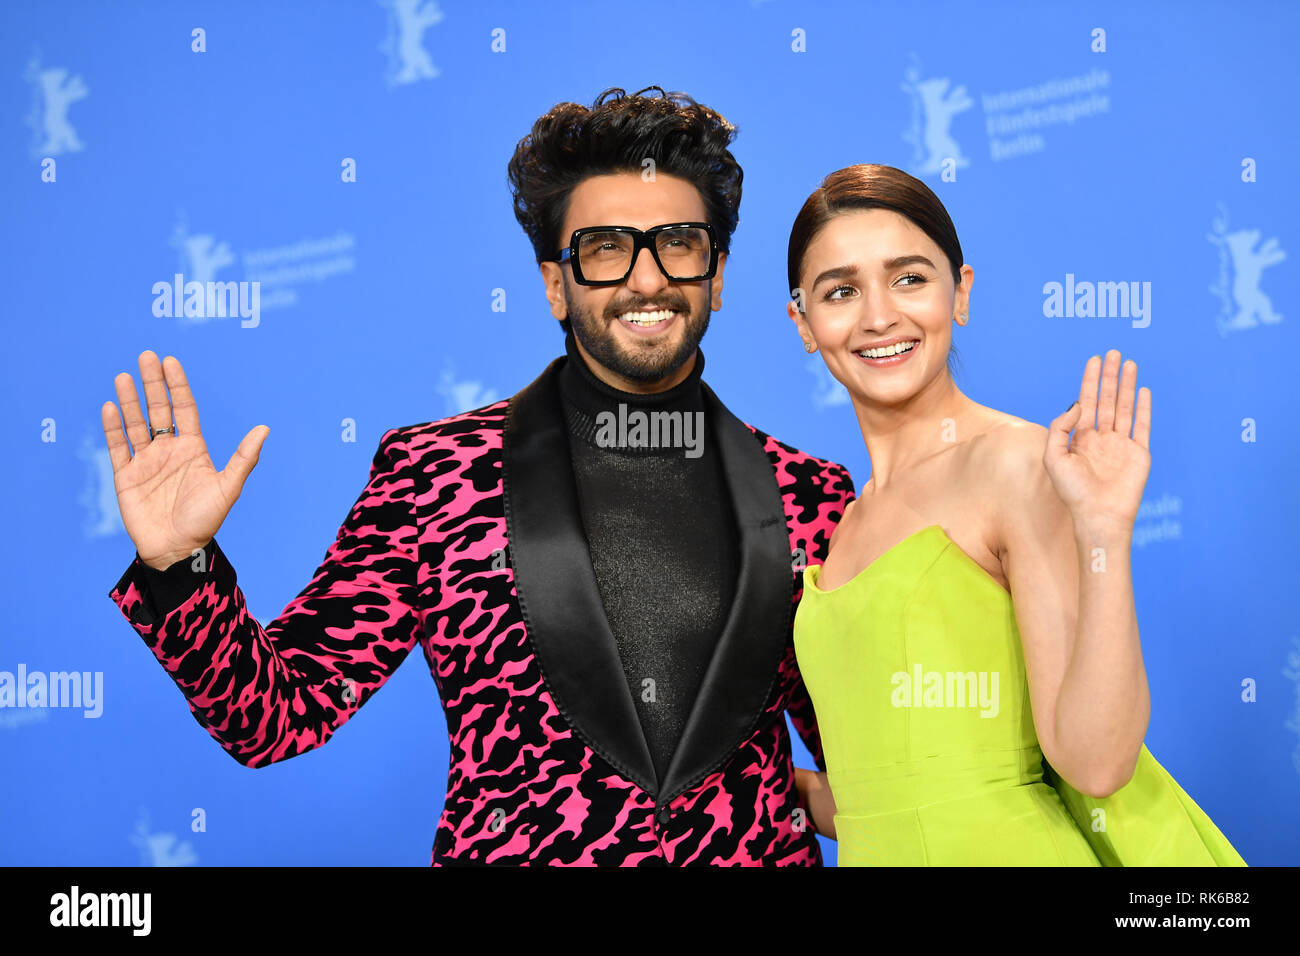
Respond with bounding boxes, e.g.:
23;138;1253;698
503;358;658;794
659;383;794;803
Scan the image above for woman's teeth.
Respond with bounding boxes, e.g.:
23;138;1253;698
858;340;917;358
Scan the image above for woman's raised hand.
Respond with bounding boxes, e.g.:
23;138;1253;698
101;350;269;570
1044;349;1152;533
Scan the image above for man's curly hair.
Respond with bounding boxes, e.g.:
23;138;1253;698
507;86;743;271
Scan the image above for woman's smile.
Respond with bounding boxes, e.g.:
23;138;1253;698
853;337;921;368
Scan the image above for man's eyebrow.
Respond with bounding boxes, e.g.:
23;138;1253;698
810;255;938;290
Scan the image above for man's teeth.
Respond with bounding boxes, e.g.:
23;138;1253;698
859;340;918;358
620;309;676;325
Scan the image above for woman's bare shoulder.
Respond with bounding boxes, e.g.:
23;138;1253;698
957;414;1052;561
969;413;1049;483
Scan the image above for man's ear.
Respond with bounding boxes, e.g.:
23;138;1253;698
540;262;567;320
710;251;727;311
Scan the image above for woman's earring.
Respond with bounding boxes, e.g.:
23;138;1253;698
804;341;815;352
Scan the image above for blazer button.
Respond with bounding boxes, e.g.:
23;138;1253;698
656;806;672;826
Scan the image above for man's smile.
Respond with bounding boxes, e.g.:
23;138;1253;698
616;308;679;335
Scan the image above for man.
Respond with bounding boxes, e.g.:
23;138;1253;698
104;86;855;865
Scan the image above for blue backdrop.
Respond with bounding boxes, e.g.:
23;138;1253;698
2;0;1295;866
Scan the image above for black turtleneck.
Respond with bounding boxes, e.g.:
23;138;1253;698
557;329;738;785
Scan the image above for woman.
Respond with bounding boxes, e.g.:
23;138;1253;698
788;163;1245;866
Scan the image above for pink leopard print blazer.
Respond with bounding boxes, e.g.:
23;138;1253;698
109;357;855;865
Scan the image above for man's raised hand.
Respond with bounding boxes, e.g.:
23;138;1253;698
101;350;268;570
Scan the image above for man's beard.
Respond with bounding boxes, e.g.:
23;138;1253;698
564;282;711;384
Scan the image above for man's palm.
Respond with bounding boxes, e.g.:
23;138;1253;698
102;351;268;570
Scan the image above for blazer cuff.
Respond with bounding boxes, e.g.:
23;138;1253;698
108;539;225;633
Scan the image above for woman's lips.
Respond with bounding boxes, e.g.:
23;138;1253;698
855;339;919;367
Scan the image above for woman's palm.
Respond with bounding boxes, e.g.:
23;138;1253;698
1044;350;1151;528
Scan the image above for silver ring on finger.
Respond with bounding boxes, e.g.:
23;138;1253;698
150;425;175;439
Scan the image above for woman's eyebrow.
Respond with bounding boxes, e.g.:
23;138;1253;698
811;254;937;289
882;254;937;271
811;263;859;289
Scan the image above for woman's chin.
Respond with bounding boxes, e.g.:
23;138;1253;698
853;379;922;408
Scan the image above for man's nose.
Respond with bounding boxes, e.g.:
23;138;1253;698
625;246;669;294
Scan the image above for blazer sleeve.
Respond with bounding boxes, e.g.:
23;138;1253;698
786;675;827;773
107;428;424;768
786;460;857;774
135;542;213;618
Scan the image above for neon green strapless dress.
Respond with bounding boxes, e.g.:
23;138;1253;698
794;524;1246;866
